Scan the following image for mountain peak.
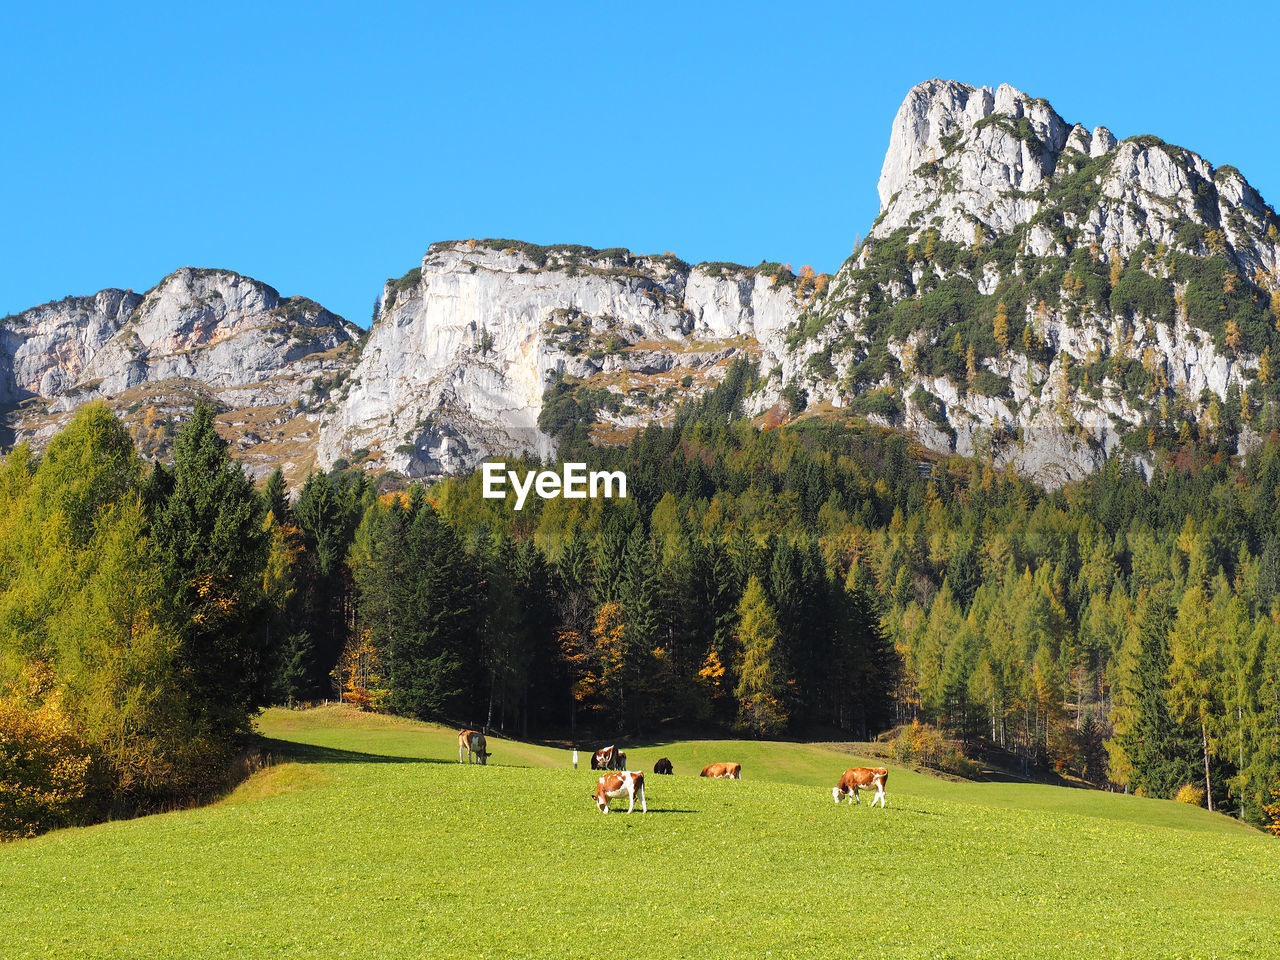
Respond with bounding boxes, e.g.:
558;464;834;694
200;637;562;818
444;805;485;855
877;80;1080;208
868;78;1277;271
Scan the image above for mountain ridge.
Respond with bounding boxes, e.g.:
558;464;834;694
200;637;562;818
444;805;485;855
5;79;1279;486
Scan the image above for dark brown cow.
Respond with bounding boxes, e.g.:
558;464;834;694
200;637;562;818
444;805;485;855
832;766;888;807
591;745;626;771
458;729;490;765
699;762;741;779
594;770;646;814
653;757;674;775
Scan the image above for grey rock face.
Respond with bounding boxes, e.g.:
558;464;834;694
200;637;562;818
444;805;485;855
817;78;1280;487
2;268;360;481
7;79;1279;493
317;242;801;477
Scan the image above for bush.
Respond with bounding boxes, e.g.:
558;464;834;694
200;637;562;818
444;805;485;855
781;382;808;414
888;720;978;777
0;673;98;841
849;389;901;421
1174;783;1206;806
971;371;1011;398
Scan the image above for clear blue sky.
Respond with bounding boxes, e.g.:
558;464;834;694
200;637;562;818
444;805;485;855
4;1;1277;328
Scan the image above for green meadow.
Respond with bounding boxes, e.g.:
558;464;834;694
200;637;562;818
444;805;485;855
1;705;1276;959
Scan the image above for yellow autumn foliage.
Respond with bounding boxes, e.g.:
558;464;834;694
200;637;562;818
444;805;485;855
0;668;97;841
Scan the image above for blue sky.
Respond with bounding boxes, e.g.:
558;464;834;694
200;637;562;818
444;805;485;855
3;1;1277;328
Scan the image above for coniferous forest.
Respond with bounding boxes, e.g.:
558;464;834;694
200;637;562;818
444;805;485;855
4;361;1280;838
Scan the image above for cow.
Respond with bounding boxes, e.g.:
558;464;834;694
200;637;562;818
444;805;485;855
832;766;888;807
699;762;741;779
458;729;490;765
591;745;626;771
595;771;646;814
653;757;674;775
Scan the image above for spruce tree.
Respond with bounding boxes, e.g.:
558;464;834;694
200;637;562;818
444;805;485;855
1113;589;1196;797
262;467;290;524
148;402;269;741
357;499;476;721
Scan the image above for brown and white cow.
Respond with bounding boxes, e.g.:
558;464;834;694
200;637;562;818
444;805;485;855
832;766;888;807
653;757;674;775
595;770;646;814
458;729;490;765
591;745;626;771
699;762;741;779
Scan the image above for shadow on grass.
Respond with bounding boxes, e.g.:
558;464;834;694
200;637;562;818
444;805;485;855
254;737;450;766
884;804;936;817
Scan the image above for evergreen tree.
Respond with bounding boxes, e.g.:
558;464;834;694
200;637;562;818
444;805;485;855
353;499;476;721
262;467;290;524
147;403;269;741
1110;590;1196;796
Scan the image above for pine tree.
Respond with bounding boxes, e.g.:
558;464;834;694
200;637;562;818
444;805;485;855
262;467;290;524
357;499;476;721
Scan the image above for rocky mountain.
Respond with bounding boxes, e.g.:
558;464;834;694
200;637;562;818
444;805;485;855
317;241;804;475
783;80;1280;484
1;268;361;483
6;79;1280;487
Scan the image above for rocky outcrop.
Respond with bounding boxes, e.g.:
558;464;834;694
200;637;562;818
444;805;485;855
872;79;1277;271
789;79;1280;486
2;268;360;481
318;242;802;476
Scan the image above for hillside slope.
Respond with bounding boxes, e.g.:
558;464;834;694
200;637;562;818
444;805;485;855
793;79;1280;485
0;707;1272;959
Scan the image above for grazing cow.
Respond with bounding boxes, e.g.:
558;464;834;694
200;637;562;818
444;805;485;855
595;771;646;814
591;745;626;771
653;757;674;775
699;762;741;779
832;767;888;807
458;729;490;765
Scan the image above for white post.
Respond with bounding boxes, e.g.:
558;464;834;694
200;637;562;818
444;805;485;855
572;748;578;770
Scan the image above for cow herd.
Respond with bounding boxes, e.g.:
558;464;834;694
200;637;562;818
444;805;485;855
456;730;891;815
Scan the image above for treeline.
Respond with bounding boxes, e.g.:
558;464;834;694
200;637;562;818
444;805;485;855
7;361;1280;835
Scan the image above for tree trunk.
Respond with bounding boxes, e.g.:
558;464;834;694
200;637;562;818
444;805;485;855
1202;720;1213;813
1238;700;1244;820
485;669;495;735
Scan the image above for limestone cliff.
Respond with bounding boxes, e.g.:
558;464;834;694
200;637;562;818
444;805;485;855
784;79;1280;484
317;241;803;476
2;268;361;482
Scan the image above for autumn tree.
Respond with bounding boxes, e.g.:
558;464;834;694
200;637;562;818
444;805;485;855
993;301;1010;351
734;576;789;735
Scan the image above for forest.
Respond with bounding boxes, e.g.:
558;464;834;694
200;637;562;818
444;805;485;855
4;360;1280;838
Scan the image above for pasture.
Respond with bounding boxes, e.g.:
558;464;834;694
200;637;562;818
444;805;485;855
1;705;1277;958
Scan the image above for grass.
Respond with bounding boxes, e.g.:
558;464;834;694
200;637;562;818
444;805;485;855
1;705;1276;959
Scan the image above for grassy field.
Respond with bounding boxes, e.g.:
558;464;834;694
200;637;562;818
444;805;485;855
1;705;1277;959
